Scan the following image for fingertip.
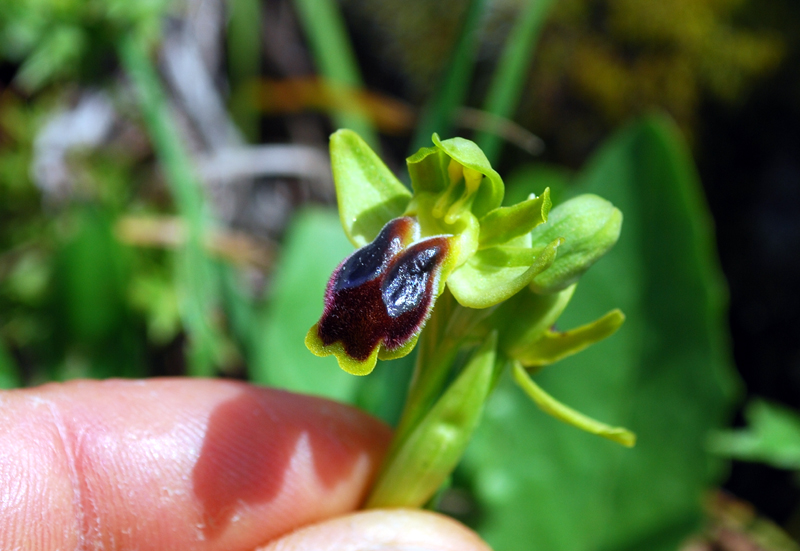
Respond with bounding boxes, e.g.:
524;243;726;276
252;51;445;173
257;509;492;551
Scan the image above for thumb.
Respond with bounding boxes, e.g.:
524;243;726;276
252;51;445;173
258;508;492;551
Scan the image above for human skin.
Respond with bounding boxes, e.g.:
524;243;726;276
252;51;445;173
0;378;490;550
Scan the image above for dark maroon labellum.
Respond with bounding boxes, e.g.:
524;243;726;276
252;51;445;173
381;241;444;318
317;218;450;363
333;217;415;291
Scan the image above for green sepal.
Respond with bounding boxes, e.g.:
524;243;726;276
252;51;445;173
330;129;412;247
510;309;626;369
305;322;380;376
495;284;577;355
478;188;552;249
529;194;622;293
366;331;499;508
512;362;636;447
432;133;504;218
447;238;562;309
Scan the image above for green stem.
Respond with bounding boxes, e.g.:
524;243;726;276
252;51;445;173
386;291;462;462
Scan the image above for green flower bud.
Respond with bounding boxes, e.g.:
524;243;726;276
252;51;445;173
529;194;622;293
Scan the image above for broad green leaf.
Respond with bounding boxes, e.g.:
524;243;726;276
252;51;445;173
367;332;498;508
252;208;364;403
330;129;412;247
710;400;800;470
447;239;561;309
478;188;551;249
509;309;625;369
51;207;146;379
530;194;622;293
462;114;738;551
432;134;504;218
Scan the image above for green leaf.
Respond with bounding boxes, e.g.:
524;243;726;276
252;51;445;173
478;188;551;249
330;129;412;247
510;309;625;369
367;332;498;508
252;208;364;403
447;239;561;309
462;114;738;551
529;194;622;294
710;400;800;470
432;134;504;218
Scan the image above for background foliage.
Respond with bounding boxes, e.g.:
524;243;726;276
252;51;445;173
1;0;799;549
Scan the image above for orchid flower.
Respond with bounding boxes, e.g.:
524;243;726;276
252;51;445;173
305;130;635;508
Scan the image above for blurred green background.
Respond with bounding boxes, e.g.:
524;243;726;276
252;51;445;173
1;0;799;549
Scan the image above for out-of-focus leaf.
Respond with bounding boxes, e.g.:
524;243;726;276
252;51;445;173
710;400;800;470
461;114;738;551
51;207;146;379
118;33;223;376
475;0;557;163
503;163;572;207
0;341;20;389
411;0;487;151
291;0;378;148
227;0;261;141
251;208;363;403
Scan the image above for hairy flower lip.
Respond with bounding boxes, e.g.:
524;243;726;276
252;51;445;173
307;214;455;375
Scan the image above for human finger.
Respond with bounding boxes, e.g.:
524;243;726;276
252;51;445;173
0;378;391;551
258;509;492;551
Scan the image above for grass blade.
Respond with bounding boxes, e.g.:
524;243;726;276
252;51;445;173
292;0;378;147
411;0;488;151
117;34;223;376
476;0;557;163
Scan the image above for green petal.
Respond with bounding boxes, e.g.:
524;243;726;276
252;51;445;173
432;133;504;218
478;188;552;249
407;146;448;195
330;129;412;247
367;332;499;507
512;362;636;447
510;309;625;369
529;194;622;293
447;239;561;309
